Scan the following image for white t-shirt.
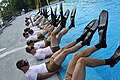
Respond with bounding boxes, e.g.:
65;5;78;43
26;35;38;41
30;31;41;36
34;46;53;59
34;40;46;50
25;63;48;80
30;27;44;36
30;26;41;32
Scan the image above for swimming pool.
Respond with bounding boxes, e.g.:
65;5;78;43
56;0;120;80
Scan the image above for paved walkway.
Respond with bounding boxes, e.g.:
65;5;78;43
0;12;61;80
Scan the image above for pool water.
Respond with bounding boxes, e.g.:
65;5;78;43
54;0;120;80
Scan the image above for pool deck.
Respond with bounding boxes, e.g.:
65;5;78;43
0;0;120;80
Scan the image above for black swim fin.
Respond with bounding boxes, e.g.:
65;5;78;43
54;6;57;18
43;7;49;18
81;19;98;46
64;9;70;19
50;6;56;27
82;19;96;35
60;2;63;18
40;8;43;15
69;7;76;28
110;46;120;67
98;10;108;48
76;19;96;43
60;9;70;28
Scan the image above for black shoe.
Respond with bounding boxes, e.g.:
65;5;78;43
81;19;98;46
76;19;96;43
110;46;120;67
69;7;76;28
98;10;108;48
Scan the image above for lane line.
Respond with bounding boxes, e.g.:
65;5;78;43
0;46;26;59
0;48;6;52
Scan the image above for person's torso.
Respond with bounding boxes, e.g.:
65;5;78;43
34;40;45;49
36;47;53;55
25;63;48;80
27;35;37;41
34;47;53;59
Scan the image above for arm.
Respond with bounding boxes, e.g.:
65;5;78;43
39;46;47;48
32;39;43;43
45;53;53;59
37;72;55;80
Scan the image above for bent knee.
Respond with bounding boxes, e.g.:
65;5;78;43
58;32;62;36
77;57;87;66
51;32;56;36
72;54;80;60
59;48;65;51
62;49;71;54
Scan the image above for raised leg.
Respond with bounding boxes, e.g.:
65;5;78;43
53;43;83;66
62;40;78;49
50;32;59;47
57;28;70;44
33;16;43;26
46;25;55;38
38;18;46;26
52;25;63;36
46;24;67;42
65;46;98;78
72;57;105;80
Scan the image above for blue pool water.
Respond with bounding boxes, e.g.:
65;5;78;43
52;0;120;80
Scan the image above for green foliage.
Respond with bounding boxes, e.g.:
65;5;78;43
11;0;36;12
0;0;59;19
0;0;36;17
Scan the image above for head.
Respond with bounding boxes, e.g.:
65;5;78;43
28;29;34;35
24;28;30;33
16;59;29;72
25;46;36;54
26;40;34;46
25;17;30;22
25;21;30;26
23;32;29;38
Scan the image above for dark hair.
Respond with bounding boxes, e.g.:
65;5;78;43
25;21;30;26
28;29;34;34
23;32;29;37
25;17;30;22
26;40;34;46
24;28;30;32
16;59;29;70
25;46;34;53
25;17;30;20
25;19;28;22
25;47;31;53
